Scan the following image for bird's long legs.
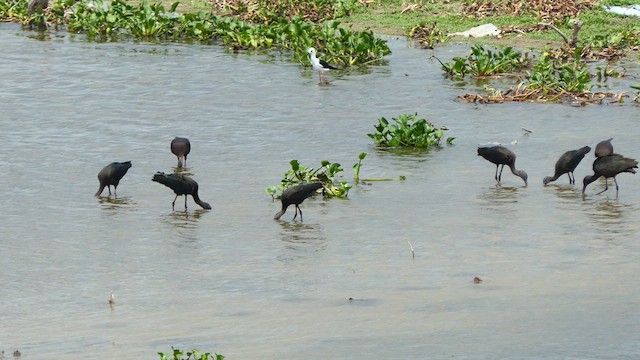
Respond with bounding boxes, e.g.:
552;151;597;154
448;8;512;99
171;195;190;211
291;205;304;221
495;164;505;184
568;172;575;184
592;177;621;197
319;71;329;85
595;178;609;195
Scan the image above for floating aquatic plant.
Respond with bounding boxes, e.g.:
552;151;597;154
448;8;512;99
368;113;454;148
1;0;390;67
434;44;531;79
266;157;365;199
158;347;224;360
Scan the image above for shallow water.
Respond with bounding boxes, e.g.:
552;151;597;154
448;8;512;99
1;23;640;359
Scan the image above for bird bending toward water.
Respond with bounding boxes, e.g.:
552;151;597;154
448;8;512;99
274;182;323;221
594;138;614;158
543;146;591;185
171;137;191;169
582;154;638;196
477;145;528;186
307;47;338;83
152;172;211;210
95;161;132;197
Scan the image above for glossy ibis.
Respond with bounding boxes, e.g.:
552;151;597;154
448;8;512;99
477;146;528;186
583;154;638;196
152;172;211;210
594;138;613;158
307;48;338;83
274;182;323;221
171;137;191;168
95;161;132;197
543;146;591;185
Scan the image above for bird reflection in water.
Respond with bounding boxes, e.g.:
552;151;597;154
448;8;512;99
476;186;524;216
551;184;583;201
160;210;208;244
587;199;628;223
277;222;327;263
164;208;207;229
97;196;133;211
478;185;519;204
584;199;636;241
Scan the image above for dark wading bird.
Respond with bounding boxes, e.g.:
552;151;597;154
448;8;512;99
595;137;614;158
95;161;132;197
152;172;211;210
543;146;591;185
274;182;323;221
477;145;528;186
171;137;191;168
307;47;338;83
583;154;638;196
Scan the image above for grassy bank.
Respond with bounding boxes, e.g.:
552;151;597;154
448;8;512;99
2;0;638;102
182;0;640;51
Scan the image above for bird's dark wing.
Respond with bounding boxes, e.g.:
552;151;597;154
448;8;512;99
319;59;338;70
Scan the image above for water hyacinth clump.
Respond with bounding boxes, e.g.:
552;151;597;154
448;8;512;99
436;44;531;78
368;113;455;148
1;0;390;67
266;158;359;199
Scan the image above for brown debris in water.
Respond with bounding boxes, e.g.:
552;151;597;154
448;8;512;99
458;84;629;105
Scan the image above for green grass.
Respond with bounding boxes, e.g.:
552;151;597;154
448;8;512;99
122;0;640;46
335;0;640;50
7;0;640;53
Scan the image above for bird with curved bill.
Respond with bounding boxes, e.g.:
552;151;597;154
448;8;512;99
95;161;132;197
171;137;191;169
274;182;323;221
152;172;211;210
583;154;638;197
477;145;528;186
543;146;590;185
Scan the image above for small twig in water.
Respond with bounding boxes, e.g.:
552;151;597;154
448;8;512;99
521;127;534;134
407;240;415;259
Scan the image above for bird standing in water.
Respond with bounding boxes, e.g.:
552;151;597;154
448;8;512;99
543;146;591;185
582;154;638;196
171;137;191;169
307;47;338;83
95;161;132;197
477;145;528;186
274;182;323;221
152;172;211;210
594;137;613;158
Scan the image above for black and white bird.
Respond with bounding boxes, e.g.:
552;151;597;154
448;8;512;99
307;47;338;83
